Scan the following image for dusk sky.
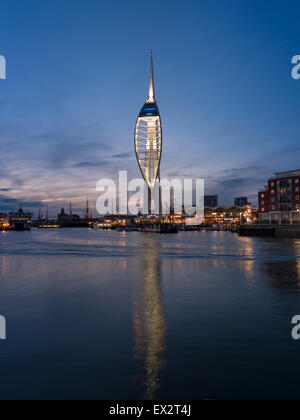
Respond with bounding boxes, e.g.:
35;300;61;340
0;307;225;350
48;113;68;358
0;0;300;216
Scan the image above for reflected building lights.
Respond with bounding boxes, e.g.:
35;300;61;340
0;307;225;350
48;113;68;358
260;239;300;291
133;237;166;400
1;256;10;278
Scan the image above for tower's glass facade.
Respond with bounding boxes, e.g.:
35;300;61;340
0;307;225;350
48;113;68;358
135;54;162;213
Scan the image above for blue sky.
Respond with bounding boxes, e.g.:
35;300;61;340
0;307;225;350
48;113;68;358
0;0;300;215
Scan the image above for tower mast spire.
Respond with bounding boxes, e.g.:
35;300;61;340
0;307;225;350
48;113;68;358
147;50;155;103
86;195;90;221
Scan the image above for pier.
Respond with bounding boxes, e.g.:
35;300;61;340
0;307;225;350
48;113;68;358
137;222;179;234
238;224;300;238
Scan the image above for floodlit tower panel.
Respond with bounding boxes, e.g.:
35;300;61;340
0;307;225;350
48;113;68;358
135;52;162;213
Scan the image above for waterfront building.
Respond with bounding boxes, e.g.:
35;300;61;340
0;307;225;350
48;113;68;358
204;195;218;208
0;213;9;230
9;208;33;231
135;52;162;215
94;215;137;230
258;170;300;224
204;205;258;226
0;212;8;222
37;208;46;223
57;208;71;224
57;208;82;226
235;197;249;207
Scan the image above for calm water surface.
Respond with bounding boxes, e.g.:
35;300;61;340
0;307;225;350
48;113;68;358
0;229;300;400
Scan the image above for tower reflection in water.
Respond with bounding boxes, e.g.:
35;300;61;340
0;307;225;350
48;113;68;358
133;236;167;400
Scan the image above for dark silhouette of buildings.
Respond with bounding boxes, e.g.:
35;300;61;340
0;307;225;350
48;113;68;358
9;208;33;231
235;197;249;207
204;195;218;208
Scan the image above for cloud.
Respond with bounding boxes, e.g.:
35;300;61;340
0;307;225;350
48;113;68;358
204;165;272;205
0;198;19;205
72;160;110;169
72;152;135;169
0;195;45;212
222;166;265;175
219;177;251;189
112;152;132;159
20;201;45;208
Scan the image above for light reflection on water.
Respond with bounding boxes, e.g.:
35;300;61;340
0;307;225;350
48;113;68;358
260;239;300;290
133;236;166;400
0;229;300;399
1;256;10;278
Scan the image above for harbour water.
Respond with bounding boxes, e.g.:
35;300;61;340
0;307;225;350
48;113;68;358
0;229;300;400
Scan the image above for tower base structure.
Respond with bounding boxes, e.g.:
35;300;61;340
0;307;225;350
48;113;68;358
145;179;162;216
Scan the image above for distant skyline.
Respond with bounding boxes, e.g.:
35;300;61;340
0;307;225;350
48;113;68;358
1;0;300;216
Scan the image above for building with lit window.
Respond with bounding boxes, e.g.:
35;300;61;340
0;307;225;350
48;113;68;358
204;205;258;226
9;208;33;231
258;170;300;224
0;212;9;230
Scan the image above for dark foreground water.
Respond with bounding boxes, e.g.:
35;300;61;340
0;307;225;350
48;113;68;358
0;229;300;400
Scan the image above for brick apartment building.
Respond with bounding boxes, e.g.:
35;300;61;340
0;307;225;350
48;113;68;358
258;169;300;224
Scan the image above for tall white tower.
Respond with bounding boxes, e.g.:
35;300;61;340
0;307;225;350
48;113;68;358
135;52;162;215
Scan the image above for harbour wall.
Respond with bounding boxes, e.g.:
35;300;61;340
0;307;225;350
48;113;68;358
239;224;300;238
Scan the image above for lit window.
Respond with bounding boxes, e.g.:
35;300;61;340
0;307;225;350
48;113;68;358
271;190;275;194
262;208;265;212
